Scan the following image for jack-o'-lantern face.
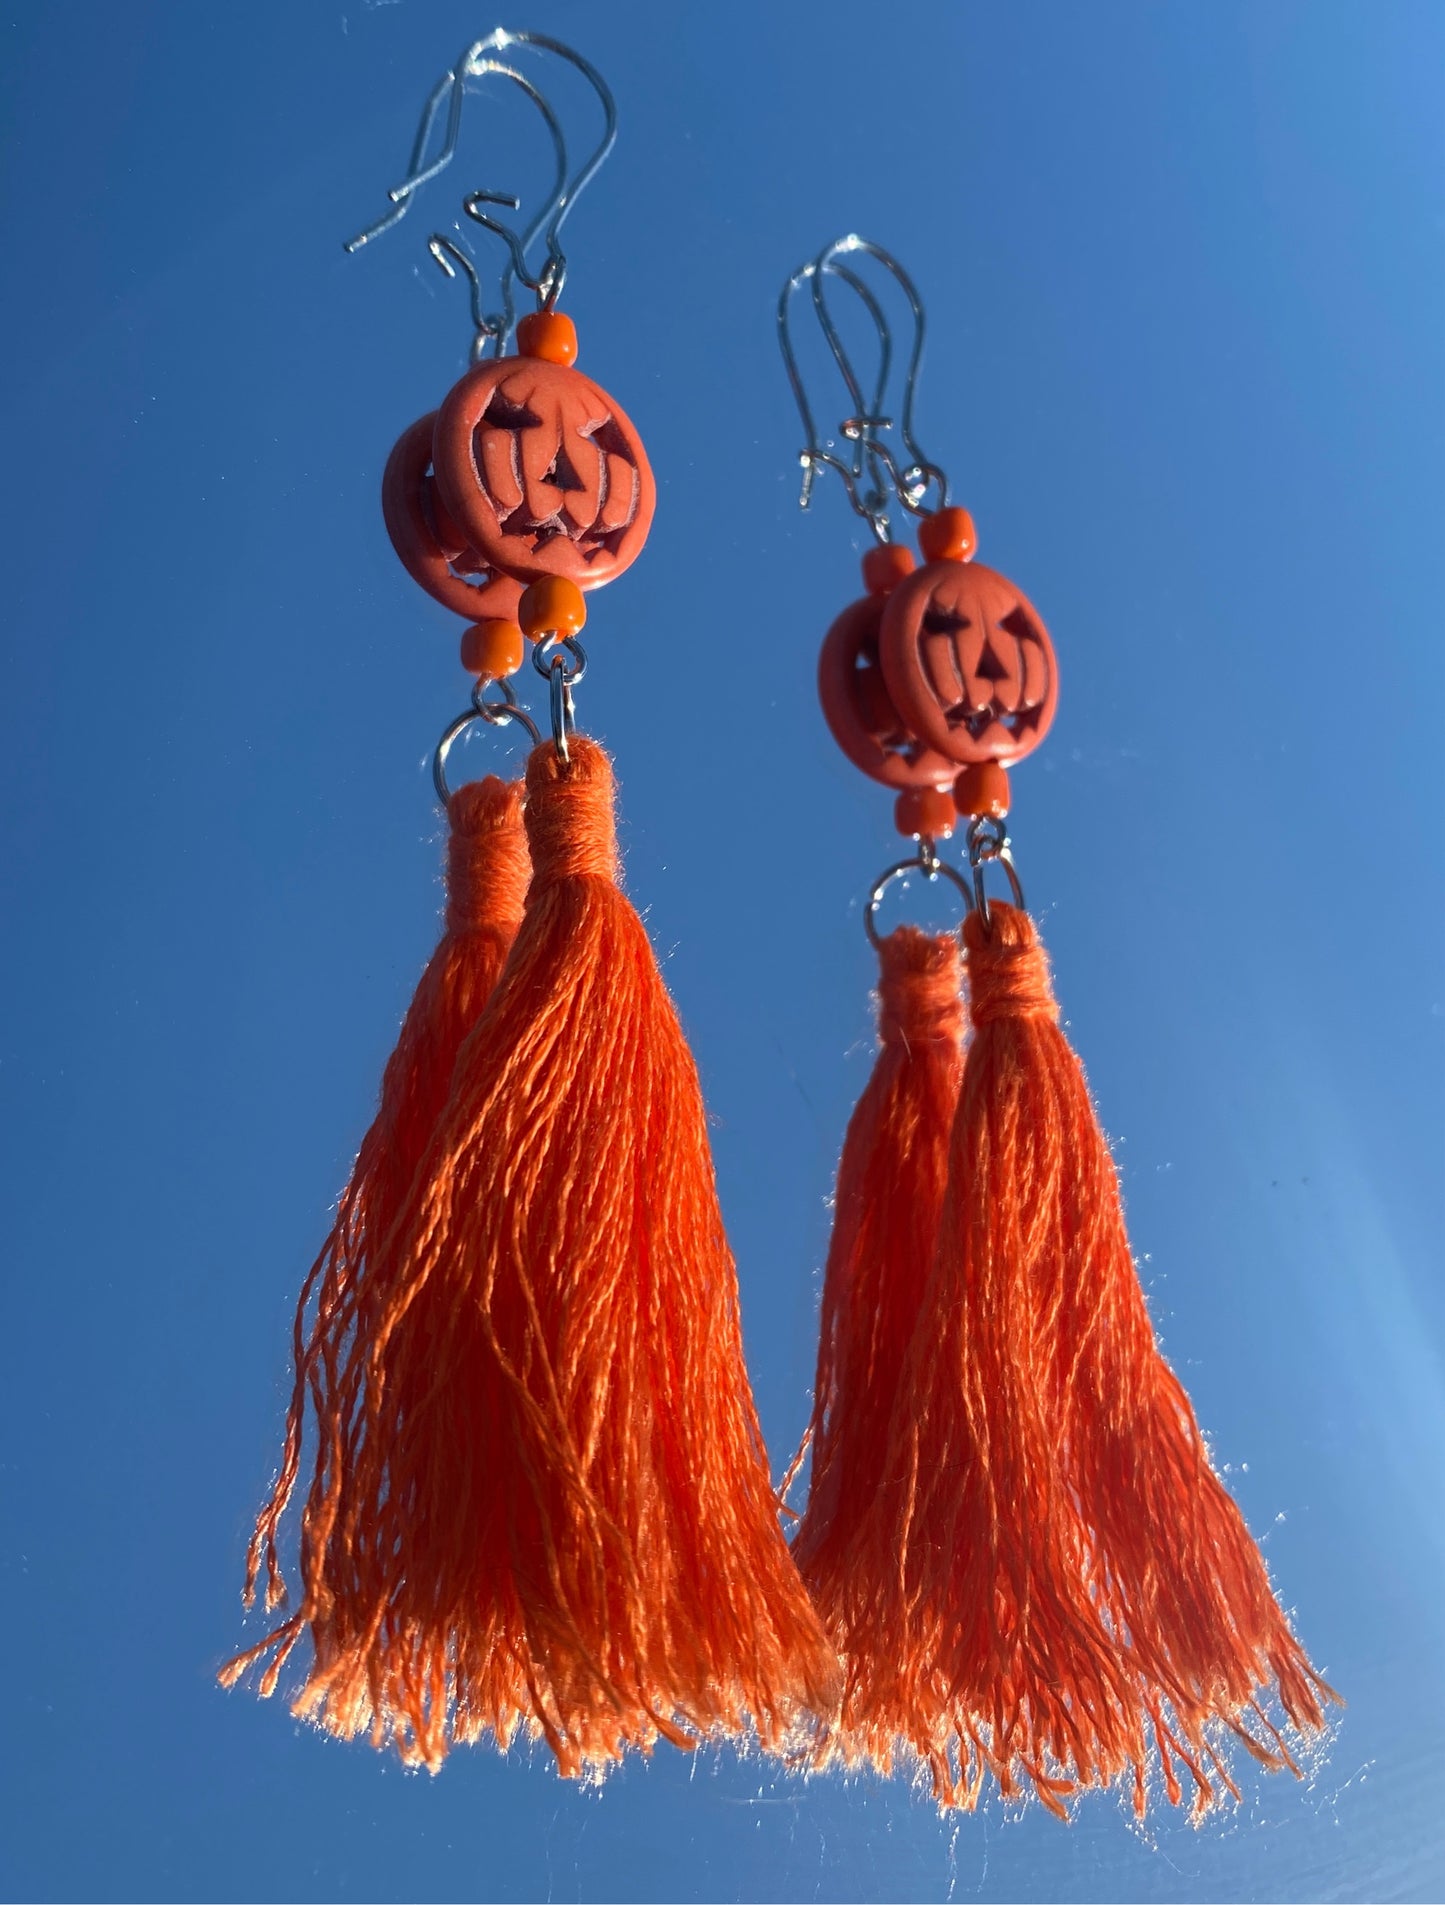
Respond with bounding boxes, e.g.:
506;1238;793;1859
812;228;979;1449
381;413;524;622
879;559;1058;767
432;358;656;589
817;596;959;790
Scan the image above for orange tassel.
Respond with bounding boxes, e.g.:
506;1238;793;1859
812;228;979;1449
238;733;838;1776
789;927;964;1775
220;775;529;1718
873;901;1336;1814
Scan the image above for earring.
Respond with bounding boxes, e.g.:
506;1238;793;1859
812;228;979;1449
223;32;836;1783
779;234;1335;1815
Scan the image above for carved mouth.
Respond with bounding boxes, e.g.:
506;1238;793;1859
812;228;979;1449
445;552;496;586
949;699;1047;743
495;506;634;561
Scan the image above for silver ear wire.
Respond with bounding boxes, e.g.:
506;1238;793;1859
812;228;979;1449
346;30;617;356
425;233;503;361
778;233;951;541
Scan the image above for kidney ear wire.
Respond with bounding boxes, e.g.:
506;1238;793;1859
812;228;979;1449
345;29;616;359
778;234;950;544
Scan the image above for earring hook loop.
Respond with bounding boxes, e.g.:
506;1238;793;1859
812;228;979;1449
778;233;951;541
346;30;617;353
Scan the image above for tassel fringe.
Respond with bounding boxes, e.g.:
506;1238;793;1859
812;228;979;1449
231;736;838;1775
220;776;529;1718
860;902;1336;1814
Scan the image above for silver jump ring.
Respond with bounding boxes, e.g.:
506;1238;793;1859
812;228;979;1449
863;847;973;950
529;632;587;685
432;698;541;806
470;674;533;723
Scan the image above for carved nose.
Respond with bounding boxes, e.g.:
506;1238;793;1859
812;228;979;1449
966;636;1011;709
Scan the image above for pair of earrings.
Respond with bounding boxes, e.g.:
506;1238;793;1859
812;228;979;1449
222;34;1334;1815
780;240;1333;1814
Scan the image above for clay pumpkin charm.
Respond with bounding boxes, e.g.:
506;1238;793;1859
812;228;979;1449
431;314;656;591
879;558;1058;767
381;413;525;624
818;595;959;791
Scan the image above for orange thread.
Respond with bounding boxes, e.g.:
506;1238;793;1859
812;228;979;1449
229;735;838;1775
789;928;964;1778
220;775;529;1700
857;902;1337;1813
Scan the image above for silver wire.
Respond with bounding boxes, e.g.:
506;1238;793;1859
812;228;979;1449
778;234;951;541
346;30;617;353
427;59;567;358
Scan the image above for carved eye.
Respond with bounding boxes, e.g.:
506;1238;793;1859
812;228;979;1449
922;606;970;636
481;391;542;433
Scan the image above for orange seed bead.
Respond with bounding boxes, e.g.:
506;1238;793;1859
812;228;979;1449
919;505;978;563
519;575;587;642
895;786;957;841
861;542;916;596
516;310;579;366
460;618;526;679
954;761;1011;819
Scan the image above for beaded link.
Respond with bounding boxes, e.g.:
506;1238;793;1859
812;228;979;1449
894;786;957;841
460;618;527;679
862;543;916;596
516;310;580;365
520;575;588;642
918;506;977;564
954;762;1011;819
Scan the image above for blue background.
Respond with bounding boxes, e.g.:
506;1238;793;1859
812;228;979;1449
2;2;1441;1900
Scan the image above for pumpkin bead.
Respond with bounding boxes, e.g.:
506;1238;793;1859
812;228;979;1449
432;355;655;589
519;575;588;642
879;559;1058;768
818;598;962;792
954;761;1011;819
895;786;957;841
460;618;527;680
516;310;580;366
861;543;916;596
918;506;978;564
382;414;525;622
